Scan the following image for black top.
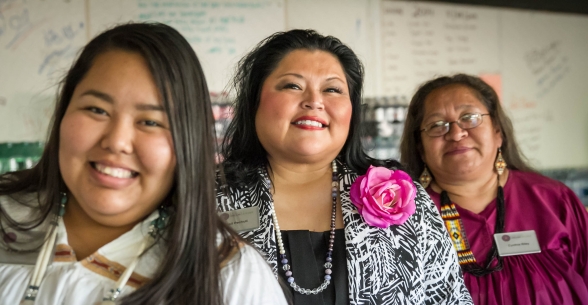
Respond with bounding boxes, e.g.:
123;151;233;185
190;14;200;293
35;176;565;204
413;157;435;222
278;229;349;305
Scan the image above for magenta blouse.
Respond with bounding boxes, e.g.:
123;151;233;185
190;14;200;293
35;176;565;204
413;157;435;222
427;170;588;305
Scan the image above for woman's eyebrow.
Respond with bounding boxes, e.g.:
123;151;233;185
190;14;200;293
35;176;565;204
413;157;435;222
278;72;303;79
326;76;345;82
81;89;164;111
423;112;444;122
423;104;480;121
80;89;114;103
135;104;165;111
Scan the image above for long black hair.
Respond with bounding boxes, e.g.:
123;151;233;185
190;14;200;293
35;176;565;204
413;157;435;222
221;29;399;185
400;73;534;180
0;22;238;305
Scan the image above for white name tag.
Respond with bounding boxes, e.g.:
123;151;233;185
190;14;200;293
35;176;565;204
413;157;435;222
218;206;260;232
494;230;541;257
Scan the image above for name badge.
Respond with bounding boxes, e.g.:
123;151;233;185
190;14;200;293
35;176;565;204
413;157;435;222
494;230;541;257
218;206;260;232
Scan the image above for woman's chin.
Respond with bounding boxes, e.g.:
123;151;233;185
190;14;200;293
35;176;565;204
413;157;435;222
440;166;487;181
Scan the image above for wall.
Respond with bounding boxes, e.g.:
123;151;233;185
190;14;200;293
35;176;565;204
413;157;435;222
1;0;587;170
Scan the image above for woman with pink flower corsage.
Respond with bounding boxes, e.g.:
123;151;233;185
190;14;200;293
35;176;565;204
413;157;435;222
400;74;588;304
217;29;473;305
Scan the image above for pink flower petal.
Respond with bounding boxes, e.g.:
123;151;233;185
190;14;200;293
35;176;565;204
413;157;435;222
349;167;417;228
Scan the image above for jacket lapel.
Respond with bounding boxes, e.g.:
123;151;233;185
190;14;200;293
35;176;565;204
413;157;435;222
339;163;376;303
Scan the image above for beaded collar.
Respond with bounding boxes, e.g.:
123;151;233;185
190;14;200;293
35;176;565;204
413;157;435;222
439;179;505;277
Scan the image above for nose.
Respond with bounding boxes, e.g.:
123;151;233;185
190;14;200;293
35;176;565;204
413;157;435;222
444;121;468;141
100;118;134;154
301;89;324;110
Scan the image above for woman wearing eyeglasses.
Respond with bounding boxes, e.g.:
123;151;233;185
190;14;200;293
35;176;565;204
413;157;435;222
400;74;588;304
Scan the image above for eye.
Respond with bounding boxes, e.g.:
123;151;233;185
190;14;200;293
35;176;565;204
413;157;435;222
85;106;108;116
282;83;301;90
461;113;478;121
460;113;483;126
324;87;343;94
428;120;447;130
141;120;162;127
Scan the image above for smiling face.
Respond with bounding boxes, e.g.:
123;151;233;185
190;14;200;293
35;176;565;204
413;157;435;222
420;84;502;182
255;49;352;165
59;50;176;228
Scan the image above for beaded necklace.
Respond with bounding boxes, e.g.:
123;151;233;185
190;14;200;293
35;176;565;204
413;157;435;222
440;177;505;277
264;160;338;295
20;194;166;304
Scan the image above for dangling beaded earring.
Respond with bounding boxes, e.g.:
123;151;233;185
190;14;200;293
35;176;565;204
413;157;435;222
419;165;432;188
495;148;507;176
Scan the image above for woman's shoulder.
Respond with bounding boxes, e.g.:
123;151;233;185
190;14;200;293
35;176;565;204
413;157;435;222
507;170;587;217
508;170;575;196
219;243;288;305
0;192;43;223
0;192;48;252
509;169;561;185
220;243;265;270
410;180;442;223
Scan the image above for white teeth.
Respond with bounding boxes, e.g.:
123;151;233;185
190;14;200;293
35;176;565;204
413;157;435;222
294;120;324;128
94;163;135;179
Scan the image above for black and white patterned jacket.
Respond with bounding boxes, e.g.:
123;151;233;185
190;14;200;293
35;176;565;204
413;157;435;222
216;162;473;305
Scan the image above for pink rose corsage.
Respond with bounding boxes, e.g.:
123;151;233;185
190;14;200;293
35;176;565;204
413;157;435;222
350;166;417;228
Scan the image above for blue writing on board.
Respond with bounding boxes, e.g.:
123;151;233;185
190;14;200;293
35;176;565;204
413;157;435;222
526;41;570;98
137;0;268;55
37;22;84;75
4;8;31;49
38;45;71;74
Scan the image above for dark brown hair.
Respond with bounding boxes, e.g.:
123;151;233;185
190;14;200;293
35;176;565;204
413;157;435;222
400;73;534;180
0;23;237;305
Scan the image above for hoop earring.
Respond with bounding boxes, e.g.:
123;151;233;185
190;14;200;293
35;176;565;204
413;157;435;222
419;165;432;188
495;148;507;176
